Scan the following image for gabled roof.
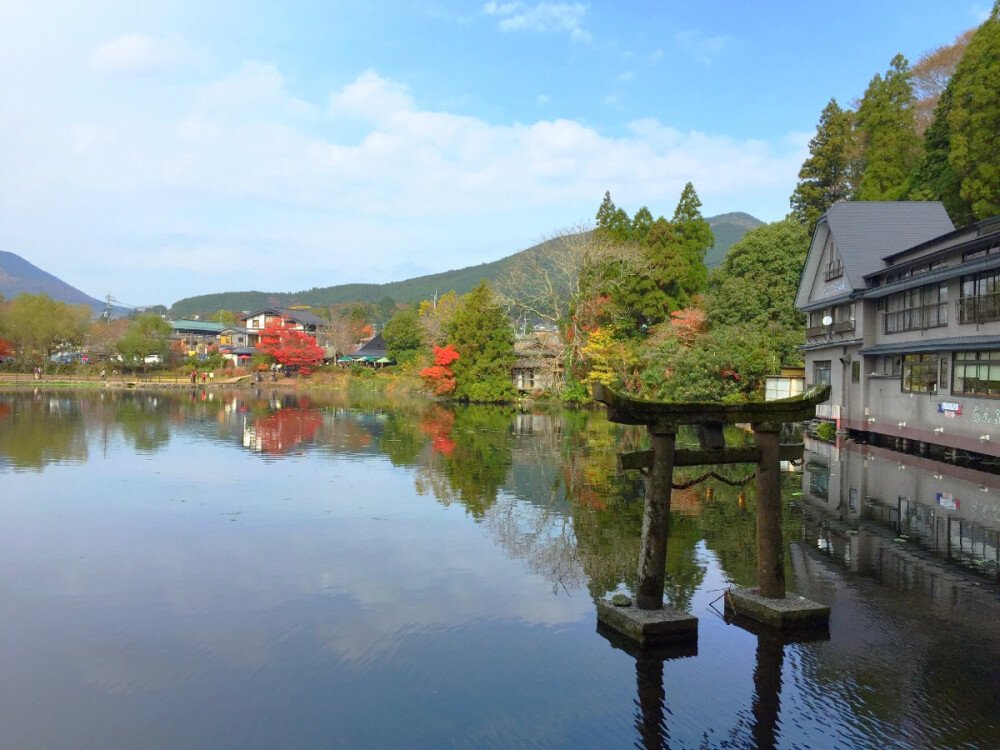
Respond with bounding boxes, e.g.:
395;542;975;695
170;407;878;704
822;201;955;290
240;307;327;327
353;333;386;357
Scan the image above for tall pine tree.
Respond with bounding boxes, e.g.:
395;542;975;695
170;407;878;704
669;182;712;298
790;98;857;230
595;191;632;242
946;1;1000;221
855;54;921;200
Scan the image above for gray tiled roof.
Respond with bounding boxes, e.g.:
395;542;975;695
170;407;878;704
823;201;955;291
353;333;387;356
859;335;1000;356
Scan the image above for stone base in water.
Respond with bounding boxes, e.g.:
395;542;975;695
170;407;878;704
724;587;829;630
596;597;698;648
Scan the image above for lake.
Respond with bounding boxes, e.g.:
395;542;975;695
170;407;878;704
0;388;998;749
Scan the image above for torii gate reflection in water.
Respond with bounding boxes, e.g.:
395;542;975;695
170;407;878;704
591;383;831;643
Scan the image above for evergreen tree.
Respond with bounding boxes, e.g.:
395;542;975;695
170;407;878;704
706;217;810;329
908;86;971;224
644;217;686;313
790;98;857;231
946;1;1000;221
855;54;921;200
382;306;424;364
631;206;654;244
669;182;712;298
595;191;631;241
446;280;516;402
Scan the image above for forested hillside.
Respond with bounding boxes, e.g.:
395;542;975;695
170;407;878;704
168;212;756;317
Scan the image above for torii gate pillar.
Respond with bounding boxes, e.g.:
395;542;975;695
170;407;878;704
592;384;831;646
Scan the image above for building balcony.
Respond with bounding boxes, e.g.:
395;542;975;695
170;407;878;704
806;320;855;339
957;293;1000;325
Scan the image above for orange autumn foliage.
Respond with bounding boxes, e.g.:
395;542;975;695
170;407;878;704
420;344;459;395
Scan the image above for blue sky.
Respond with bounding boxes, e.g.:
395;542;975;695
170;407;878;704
0;1;987;307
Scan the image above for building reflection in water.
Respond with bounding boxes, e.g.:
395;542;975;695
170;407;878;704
800;436;1000;584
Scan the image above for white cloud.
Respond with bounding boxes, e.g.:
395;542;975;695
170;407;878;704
91;32;204;75
1;59;805;303
328;69;415;122
675;30;730;66
483;2;591;42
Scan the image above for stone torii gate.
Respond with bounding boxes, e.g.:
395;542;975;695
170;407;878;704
592;383;831;646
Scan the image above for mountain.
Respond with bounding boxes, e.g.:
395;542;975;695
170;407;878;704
0;251;108;313
169;212;764;317
705;212;765;269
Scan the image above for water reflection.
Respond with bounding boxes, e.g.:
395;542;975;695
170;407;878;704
795;436;1000;747
1;389;999;747
801;436;1000;583
0;390;88;469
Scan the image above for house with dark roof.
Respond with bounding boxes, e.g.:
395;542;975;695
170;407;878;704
338;333;393;366
796;200;1000;457
169;319;225;358
241;307;328;347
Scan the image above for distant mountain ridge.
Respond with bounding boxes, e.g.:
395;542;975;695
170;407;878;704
169;212;763;317
0;250;107;313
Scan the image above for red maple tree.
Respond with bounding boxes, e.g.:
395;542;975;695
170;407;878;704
420;344;459;395
668;307;706;347
257;319;325;368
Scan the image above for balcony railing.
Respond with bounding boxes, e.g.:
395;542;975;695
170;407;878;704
805;320;855;339
957;292;1000;325
824;261;844;281
883;303;948;334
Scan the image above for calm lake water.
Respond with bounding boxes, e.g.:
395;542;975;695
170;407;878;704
0;388;998;749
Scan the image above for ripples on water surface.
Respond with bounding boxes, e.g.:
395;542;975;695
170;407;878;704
0;389;997;748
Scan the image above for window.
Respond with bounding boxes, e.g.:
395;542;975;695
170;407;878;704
851;360;861;384
958;269;1000;324
884;283;948;333
807;461;829;499
901;353;939;393
814;360;832;386
963;243;1000;262
825;257;843;281
953;350;1000;396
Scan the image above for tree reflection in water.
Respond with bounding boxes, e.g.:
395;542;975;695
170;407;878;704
248;408;324;454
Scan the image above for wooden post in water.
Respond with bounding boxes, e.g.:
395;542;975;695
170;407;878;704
754;424;784;599
592;383;831;637
636;427;676;610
